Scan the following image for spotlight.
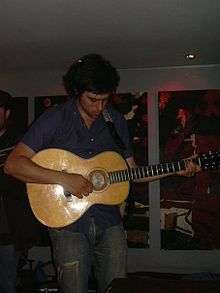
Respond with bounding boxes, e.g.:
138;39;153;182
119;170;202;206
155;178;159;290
185;53;196;60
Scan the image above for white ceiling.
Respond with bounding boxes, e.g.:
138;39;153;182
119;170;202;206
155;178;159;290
1;0;220;72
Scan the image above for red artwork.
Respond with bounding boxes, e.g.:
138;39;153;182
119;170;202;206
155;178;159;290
159;90;220;249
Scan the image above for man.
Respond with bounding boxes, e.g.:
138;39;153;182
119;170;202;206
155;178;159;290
0;90;49;293
4;54;200;293
0;90;20;293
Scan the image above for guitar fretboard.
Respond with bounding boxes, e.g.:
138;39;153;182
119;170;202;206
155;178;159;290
108;158;195;183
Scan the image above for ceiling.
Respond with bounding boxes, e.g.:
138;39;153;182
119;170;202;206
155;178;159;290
1;0;220;72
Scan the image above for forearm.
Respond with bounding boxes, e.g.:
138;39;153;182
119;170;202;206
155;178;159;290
4;153;64;185
4;143;93;198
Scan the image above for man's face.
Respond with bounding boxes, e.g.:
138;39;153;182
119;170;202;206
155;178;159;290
0;106;9;133
77;91;110;120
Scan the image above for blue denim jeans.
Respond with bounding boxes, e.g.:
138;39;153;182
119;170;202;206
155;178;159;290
0;244;18;293
49;221;127;293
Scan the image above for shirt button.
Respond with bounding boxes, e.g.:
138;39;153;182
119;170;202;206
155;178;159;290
90;138;94;142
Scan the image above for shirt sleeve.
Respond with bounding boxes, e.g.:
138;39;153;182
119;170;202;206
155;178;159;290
22;108;61;152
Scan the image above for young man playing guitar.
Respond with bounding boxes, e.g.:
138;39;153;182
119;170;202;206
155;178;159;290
4;54;200;293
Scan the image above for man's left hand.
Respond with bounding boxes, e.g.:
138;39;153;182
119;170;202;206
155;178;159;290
177;158;201;177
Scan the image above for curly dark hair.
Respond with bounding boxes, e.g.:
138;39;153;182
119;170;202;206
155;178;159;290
63;54;120;98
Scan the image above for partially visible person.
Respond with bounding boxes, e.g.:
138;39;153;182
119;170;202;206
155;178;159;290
0;90;48;293
4;54;200;293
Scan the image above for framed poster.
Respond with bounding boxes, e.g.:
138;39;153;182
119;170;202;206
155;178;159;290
10;97;29;133
159;90;220;250
34;95;69;119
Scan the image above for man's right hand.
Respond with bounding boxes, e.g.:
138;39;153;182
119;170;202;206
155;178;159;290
61;173;93;199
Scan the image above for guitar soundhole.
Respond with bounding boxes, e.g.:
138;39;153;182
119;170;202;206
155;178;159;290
89;170;107;191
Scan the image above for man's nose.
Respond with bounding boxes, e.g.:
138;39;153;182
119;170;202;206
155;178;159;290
96;101;105;112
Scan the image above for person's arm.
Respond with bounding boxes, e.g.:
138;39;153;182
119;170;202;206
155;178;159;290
125;156;200;183
4;142;93;198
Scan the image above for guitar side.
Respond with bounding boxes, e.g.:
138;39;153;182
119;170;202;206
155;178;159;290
27;149;130;228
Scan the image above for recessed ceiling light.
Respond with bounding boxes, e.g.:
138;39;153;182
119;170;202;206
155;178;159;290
185;53;196;60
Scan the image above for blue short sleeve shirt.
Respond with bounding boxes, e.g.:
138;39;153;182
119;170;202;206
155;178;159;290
22;99;133;232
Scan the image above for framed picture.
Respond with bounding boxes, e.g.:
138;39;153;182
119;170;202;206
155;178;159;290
159;89;220;250
34;95;69;119
10;97;29;133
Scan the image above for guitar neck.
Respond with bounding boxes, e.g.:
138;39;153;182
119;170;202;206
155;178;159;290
108;157;199;183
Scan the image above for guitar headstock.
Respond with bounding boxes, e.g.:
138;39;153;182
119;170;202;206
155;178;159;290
199;151;220;171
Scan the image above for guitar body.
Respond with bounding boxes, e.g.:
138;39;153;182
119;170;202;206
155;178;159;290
27;149;130;228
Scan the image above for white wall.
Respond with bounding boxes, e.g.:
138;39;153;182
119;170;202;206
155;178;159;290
1;64;220;273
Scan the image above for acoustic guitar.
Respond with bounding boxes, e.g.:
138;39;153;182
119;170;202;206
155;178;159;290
27;148;220;228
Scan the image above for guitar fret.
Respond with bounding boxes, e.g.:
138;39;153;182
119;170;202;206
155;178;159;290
123;170;127;181
137;168;140;179
121;171;125;182
150;165;154;176
111;173;114;183
113;172;117;183
118;171;122;182
118;171;121;182
171;162;175;172
197;157;201;167
116;171;120;182
134;168;137;179
125;170;129;181
146;166;150;177
125;170;129;180
183;159;187;170
121;171;124;181
177;161;181;171
169;163;172;172
108;172;112;183
108;172;111;183
141;166;145;177
131;168;135;180
137;167;141;179
113;172;116;183
131;168;135;179
116;172;119;182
